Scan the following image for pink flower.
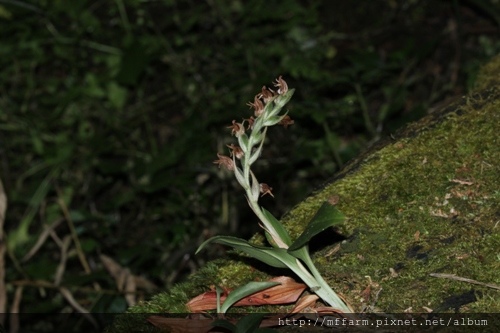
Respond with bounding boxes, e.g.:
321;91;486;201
279;115;294;129
213;153;234;171
247;96;265;117
273;76;288;95
227;120;245;137
259;183;274;197
257;86;275;104
226;144;244;159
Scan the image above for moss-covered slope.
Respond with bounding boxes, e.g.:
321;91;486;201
107;55;499;331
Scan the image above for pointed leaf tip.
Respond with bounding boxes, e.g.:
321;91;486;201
288;201;345;251
221;281;281;313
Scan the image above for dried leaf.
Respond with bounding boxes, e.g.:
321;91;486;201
100;254;123;280
59;287;98;329
54;235;71;286
360;285;371;302
451;179;473;185
22;218;63;262
125;270;137;306
186;287;223;312
236;276;306;306
134;275;158;292
290;294;319;313
187;276;306;312
100;254;157;297
148;315;216;333
221;280;281;313
315;306;351;315
148;315;279;333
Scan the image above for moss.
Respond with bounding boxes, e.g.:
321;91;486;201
474;54;500;90
277;58;500;313
132;261;222;313
106;55;500;331
316;105;498;311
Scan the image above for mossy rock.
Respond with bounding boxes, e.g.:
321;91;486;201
106;55;500;332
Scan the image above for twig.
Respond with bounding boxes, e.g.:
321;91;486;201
10;286;23;333
59;287;98;329
54;235;71;286
22;218;63;262
10;279;148;296
430;273;500;290
56;188;91;274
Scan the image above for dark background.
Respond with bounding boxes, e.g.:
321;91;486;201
0;0;499;318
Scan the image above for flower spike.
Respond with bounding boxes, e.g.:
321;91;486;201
203;76;352;313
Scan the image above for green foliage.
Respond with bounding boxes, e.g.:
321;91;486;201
212;314;277;333
288;201;345;251
198;236;292;269
219;281;280;314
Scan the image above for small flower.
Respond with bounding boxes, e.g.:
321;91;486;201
273;76;288;95
213;153;234;171
227;120;245;137
259;183;274;197
247;96;265;117
279;115;294;129
257;86;275;104
226;144;244;159
244;116;255;130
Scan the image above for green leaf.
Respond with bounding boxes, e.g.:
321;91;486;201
288;201;345;251
221;281;280;313
216;285;223;313
235;314;264;333
196;236;293;269
273;88;295;110
263;100;275;117
115;39;150;86
211;319;237;332
235;314;267;333
287;245;311;263
252;116;264;133
237;133;249;153
255;329;278;333
250;170;260;202
262;115;283;127
8;168;58;252
107;81;127;110
212;313;279;333
234;165;247;189
261;208;291;247
0;5;13;19
248;139;264;165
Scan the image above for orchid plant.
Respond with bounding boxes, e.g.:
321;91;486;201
197;77;351;313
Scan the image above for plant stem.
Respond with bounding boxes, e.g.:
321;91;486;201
299;250;351;312
219;80;351;313
354;83;376;137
